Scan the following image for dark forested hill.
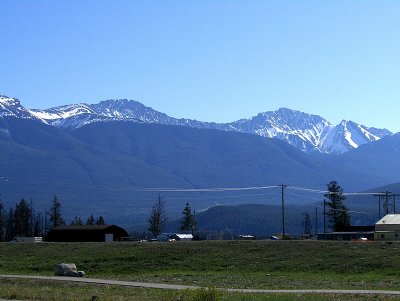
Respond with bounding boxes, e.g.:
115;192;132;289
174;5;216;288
0;117;398;228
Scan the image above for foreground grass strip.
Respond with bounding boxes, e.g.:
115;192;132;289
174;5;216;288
1;241;400;290
2;275;400;297
1;278;399;301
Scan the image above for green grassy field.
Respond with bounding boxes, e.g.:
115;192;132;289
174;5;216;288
1;278;399;301
1;240;400;300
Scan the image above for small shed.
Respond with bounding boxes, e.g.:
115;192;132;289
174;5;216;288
375;214;400;241
12;236;43;243
234;234;255;240
46;225;128;242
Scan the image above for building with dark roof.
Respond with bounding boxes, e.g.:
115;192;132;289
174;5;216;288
46;225;128;242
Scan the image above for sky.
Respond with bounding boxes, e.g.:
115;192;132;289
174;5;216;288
1;0;400;131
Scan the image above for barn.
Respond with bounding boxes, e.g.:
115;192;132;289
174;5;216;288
46;225;128;242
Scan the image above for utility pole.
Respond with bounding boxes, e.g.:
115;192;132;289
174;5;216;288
281;185;287;239
394;196;396;214
315;207;318;237
378;195;381;217
44;209;48;234
392;194;400;214
374;194;382;219
323;199;326;235
383;191;392;215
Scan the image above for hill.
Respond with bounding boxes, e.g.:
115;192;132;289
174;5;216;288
1;115;399;230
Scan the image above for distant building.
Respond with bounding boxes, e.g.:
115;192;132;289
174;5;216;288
12;236;43;243
46;225;128;242
234;234;255;240
156;233;193;242
375;214;400;241
317;225;375;241
194;231;224;240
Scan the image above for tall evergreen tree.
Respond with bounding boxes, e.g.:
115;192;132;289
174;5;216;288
86;214;95;225
148;194;168;237
96;216;106;225
325;180;350;232
71;216;83;225
179;202;197;233
49;195;65;229
14;198;32;237
33;213;44;237
5;208;15;241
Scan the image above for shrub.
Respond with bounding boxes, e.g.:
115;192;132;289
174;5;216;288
176;287;222;301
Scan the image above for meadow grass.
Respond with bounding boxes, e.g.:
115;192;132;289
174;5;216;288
0;278;399;301
1;240;400;291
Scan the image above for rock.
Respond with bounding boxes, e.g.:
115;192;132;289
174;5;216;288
54;263;84;277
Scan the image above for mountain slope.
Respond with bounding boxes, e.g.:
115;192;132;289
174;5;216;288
1;116;393;223
225;108;331;153
319;120;391;154
27;97;391;154
0;95;41;120
336;133;400;182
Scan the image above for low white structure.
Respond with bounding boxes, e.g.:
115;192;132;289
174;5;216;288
156;233;193;242
375;214;400;241
12;236;42;243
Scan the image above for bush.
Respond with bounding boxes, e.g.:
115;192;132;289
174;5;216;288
176;287;222;301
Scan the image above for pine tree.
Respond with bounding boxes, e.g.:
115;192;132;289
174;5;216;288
14;198;32;237
325;180;350;232
96;216;106;225
49;195;65;229
71;216;83;225
86;214;95;225
5;208;15;241
148;194;167;237
179;202;197;233
33;213;44;237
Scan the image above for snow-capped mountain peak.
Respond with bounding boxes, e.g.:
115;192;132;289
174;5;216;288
91;99;171;122
0;95;39;120
318;119;388;154
30;103;95;121
227;108;333;152
0;95;392;154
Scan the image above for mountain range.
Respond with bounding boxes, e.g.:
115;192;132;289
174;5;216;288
1;94;400;229
1;95;393;154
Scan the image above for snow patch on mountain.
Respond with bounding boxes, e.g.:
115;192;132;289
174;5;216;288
0;95;40;120
29;100;394;153
318;120;387;154
0;95;393;154
30;103;96;121
226;108;334;153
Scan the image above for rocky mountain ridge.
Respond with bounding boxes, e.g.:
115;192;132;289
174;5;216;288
0;95;392;154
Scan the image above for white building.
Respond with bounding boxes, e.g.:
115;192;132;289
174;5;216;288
156;233;193;242
375;214;400;241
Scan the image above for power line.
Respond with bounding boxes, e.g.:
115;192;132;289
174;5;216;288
109;185;281;192
1;176;392;196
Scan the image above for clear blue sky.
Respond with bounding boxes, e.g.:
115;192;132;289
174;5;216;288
1;1;399;131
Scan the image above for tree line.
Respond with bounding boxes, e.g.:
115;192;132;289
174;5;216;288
0;180;350;241
0;195;107;242
148;180;351;239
